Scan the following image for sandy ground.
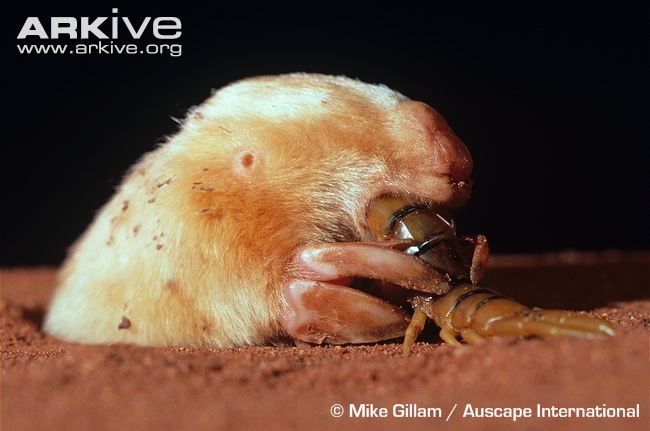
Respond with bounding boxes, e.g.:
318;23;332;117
1;252;649;431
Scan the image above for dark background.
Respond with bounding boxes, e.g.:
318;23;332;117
3;6;649;265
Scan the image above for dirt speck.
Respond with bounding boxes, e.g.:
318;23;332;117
157;178;173;188
118;316;131;330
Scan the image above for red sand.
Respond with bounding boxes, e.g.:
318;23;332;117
2;252;649;431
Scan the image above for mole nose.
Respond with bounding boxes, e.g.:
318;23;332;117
398;100;473;181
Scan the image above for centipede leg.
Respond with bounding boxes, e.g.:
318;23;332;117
439;328;461;346
402;308;427;356
460;328;485;345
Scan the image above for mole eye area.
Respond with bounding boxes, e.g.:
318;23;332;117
241;153;254;167
232;148;263;177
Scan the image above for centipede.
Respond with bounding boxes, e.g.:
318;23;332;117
366;196;615;355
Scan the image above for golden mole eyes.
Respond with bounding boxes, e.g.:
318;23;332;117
240;152;255;168
232;148;264;177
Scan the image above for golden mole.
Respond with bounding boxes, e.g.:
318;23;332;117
44;73;613;348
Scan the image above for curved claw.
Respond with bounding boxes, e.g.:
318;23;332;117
283;240;456;346
296;242;451;295
281;280;410;345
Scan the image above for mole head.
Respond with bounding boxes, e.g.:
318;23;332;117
184;74;474;245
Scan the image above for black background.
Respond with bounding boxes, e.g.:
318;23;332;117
3;6;649;265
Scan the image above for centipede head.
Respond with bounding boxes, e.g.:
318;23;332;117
366;196;480;282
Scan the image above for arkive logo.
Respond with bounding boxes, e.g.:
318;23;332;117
17;8;181;40
16;8;183;57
